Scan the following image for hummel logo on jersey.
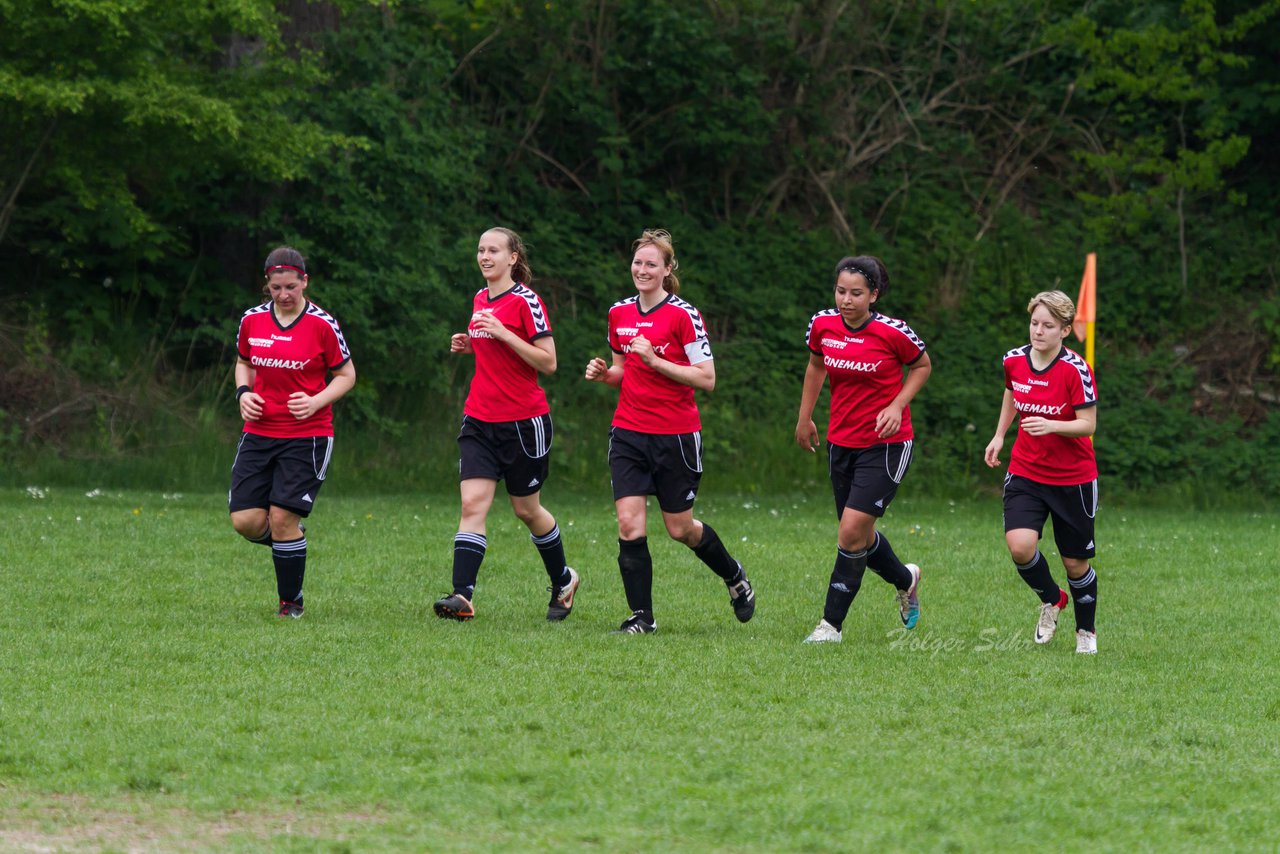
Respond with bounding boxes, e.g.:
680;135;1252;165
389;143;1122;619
528;477;540;488
685;490;696;500
302;493;313;503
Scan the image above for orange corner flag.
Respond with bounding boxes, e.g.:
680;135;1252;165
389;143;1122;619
1073;253;1096;341
1073;253;1096;368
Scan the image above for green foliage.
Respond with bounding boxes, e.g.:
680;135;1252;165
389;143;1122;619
1;0;1278;494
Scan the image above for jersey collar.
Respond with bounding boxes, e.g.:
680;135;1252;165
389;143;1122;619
1025;345;1065;375
841;311;877;334
637;293;672;315
271;300;309;331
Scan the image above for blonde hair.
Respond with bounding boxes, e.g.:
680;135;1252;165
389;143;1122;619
632;228;681;295
1027;290;1076;328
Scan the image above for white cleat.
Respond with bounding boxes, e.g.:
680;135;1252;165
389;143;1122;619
803;619;842;644
1075;629;1097;654
1035;600;1062;644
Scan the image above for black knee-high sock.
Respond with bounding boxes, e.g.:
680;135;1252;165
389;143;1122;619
247;525;272;547
823;547;868;631
618;537;654;618
1016;550;1061;604
531;523;571;587
452;532;487;599
272;536;306;603
691;522;741;582
1069;566;1098;632
866;531;912;589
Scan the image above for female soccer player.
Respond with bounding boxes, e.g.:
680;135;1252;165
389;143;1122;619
229;246;356;618
984;290;1099;654
434;227;580;623
796;256;931;644
584;228;754;634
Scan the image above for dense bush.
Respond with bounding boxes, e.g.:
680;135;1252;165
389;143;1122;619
1;0;1277;497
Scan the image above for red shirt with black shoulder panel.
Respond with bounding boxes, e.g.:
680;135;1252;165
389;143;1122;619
463;283;553;422
1003;344;1098;485
237;300;351;438
608;294;713;434
806;310;927;449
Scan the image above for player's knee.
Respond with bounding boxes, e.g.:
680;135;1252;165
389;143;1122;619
1008;544;1037;565
1063;557;1091;578
510;501;542;527
269;507;302;539
231;510;267;539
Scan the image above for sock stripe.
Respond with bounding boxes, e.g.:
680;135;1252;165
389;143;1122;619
1016;550;1044;571
531;525;561;547
1070;567;1097;587
272;537;307;555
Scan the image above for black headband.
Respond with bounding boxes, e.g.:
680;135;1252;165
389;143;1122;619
838;263;878;289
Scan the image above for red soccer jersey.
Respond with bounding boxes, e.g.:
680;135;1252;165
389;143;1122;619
1003;344;1098;485
237;301;351;438
608;294;712;434
463;284;553;422
806;310;926;449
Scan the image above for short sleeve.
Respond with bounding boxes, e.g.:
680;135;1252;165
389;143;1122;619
323;317;351;370
521;291;553;341
682;306;713;365
236;315;251;360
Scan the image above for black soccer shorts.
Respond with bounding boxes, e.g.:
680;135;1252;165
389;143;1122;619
608;426;703;513
828;440;914;519
1002;473;1098;559
457;413;553;497
228;433;332;518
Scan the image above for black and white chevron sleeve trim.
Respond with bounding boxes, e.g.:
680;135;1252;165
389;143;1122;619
805;309;839;350
306;302;352;361
1062;348;1097;404
514;284;551;335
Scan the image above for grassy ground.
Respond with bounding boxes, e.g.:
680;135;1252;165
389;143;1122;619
1;486;1277;851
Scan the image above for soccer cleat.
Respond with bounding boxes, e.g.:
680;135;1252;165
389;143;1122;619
896;563;921;629
433;593;475;622
612;612;657;634
1035;589;1069;644
803;619;842;644
277;598;304;619
727;564;755;623
546;567;581;621
1075;629;1098;654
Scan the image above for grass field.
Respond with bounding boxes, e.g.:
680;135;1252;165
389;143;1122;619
1;485;1277;852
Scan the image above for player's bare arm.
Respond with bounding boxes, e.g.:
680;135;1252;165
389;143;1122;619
632;334;714;391
473;309;557;374
795;353;827;453
585;353;625;387
235;357;264;422
876;351;932;439
1021;405;1096;439
288;360;357;420
984;389;1017;467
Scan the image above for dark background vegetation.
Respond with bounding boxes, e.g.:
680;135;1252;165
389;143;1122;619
2;0;1278;499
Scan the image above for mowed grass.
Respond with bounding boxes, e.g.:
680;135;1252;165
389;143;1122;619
1;486;1277;852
